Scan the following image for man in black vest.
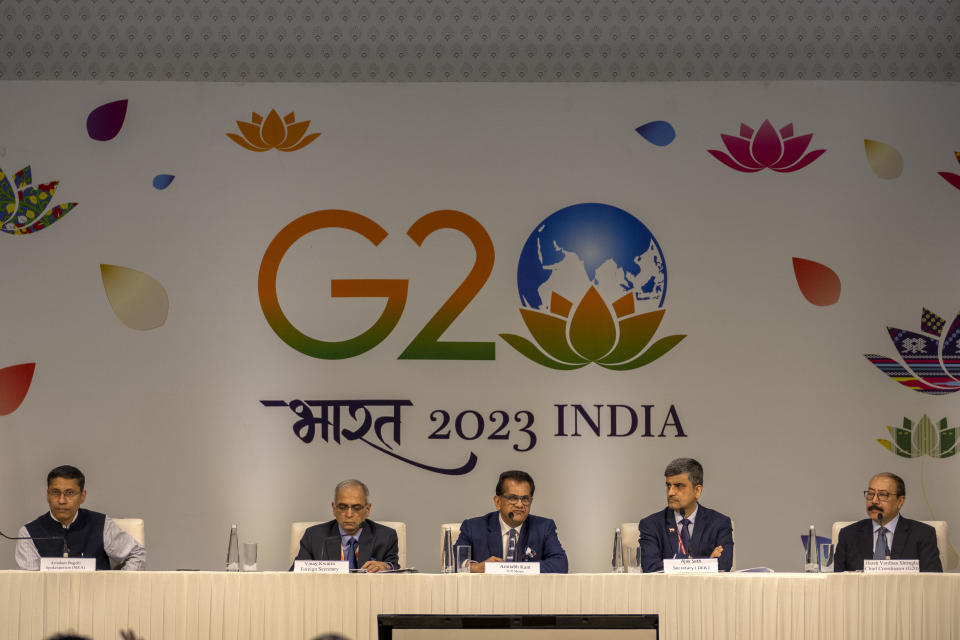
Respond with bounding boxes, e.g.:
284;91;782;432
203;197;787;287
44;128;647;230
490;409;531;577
15;465;146;570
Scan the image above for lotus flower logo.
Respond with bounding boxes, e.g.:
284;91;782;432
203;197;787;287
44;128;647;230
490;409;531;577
227;109;321;152
499;203;685;370
865;308;960;394
708;120;826;173
878;415;958;459
0;166;77;235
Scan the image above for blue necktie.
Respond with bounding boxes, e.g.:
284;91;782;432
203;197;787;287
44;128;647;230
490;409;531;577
506;529;518;561
679;518;692;558
345;537;358;569
874;527;889;560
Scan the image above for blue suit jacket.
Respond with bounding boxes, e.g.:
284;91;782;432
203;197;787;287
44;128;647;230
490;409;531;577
637;505;734;572
455;512;568;573
834;516;942;572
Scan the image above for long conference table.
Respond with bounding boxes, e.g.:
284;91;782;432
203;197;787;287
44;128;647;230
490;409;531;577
1;571;958;640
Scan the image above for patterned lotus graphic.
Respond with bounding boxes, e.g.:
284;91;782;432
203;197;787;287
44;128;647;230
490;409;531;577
499;203;685;370
876;414;960;569
708;120;826;173
865;308;960;394
938;152;960;191
227;109;321;152
0;166;77;235
878;415;958;459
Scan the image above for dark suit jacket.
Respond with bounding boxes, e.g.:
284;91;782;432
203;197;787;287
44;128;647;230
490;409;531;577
454;512;568;573
834;516;942;572
638;505;734;572
292;519;399;570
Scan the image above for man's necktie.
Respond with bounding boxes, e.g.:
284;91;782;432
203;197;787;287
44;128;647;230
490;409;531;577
345;537;358;569
874;527;889;560
679;518;692;558
506;529;518;562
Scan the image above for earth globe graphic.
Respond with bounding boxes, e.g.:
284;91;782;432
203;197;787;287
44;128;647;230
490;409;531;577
517;203;667;314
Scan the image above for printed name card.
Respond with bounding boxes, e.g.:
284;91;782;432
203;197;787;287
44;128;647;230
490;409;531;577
40;558;96;572
293;560;349;574
863;559;920;573
664;558;719;574
485;562;540;575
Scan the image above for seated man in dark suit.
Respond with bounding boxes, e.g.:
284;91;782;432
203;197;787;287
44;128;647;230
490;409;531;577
834;472;941;572
292;479;399;572
455;469;568;573
638;457;734;572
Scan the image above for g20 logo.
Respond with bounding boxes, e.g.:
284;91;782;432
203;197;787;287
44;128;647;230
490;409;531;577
258;209;495;360
258;203;685;368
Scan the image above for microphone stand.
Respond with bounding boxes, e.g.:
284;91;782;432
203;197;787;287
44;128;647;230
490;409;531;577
0;529;70;557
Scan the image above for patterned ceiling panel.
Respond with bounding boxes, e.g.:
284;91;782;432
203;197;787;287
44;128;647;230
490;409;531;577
0;0;957;82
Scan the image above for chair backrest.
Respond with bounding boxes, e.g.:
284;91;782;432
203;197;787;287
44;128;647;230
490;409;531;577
831;520;947;570
440;523;462;566
622;518;736;571
114;518;145;546
289;521;407;568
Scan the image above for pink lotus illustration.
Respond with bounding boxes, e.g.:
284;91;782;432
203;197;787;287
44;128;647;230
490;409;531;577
865;308;960;395
709;120;826;173
499;287;685;370
938;152;960;191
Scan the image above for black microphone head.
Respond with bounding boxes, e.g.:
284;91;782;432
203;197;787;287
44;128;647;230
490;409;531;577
508;511;514;520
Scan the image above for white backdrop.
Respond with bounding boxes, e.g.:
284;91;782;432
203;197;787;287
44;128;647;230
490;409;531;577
1;81;958;573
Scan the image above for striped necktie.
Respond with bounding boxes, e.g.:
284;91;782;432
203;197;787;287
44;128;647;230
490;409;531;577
506;529;518;562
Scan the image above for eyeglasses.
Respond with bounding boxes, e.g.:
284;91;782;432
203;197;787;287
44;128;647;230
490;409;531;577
335;503;368;513
864;490;898;501
500;494;532;505
47;489;81;499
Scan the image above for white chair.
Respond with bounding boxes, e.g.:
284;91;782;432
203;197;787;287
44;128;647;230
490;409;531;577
622;518;736;571
114;518;145;546
289;521;406;567
831;520;947;570
440;522;462;566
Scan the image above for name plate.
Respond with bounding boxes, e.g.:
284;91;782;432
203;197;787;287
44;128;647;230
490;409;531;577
293;560;349;574
485;562;540;575
664;558;719;574
40;557;96;572
863;559;920;573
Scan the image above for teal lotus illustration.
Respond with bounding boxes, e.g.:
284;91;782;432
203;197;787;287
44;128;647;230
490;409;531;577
0;166;77;235
878;415;958;459
499;287;685;370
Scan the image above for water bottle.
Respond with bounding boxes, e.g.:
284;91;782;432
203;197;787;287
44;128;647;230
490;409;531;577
226;524;240;572
441;527;455;574
804;525;818;573
612;528;624;573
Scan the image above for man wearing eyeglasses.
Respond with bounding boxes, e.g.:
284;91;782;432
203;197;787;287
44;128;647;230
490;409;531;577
15;465;146;570
292;479;398;572
454;469;568;573
833;472;942;572
637;457;733;572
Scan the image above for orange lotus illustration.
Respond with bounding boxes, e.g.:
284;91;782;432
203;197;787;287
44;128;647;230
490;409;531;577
227;109;321;152
500;287;686;370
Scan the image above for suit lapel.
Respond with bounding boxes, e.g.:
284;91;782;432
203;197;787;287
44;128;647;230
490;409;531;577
859;520;875;561
663;508;679;558
357;520;373;564
689;506;708;555
890;518;909;558
487;514;503;559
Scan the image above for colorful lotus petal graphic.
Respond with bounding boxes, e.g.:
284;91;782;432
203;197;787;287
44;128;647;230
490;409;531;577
792;257;841;306
878;415;958;459
500;287;685;370
100;264;170;330
227;109;321;152
86;99;128;141
0;166;77;235
0;362;36;416
708;120;826;173
864;139;903;180
938;152;960;191
865;308;960;394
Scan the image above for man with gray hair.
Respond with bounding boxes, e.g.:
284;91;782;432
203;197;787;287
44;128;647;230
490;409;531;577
637;458;734;572
292;479;399;572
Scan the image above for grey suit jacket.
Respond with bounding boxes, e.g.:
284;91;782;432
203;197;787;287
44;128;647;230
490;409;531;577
292;519;399;569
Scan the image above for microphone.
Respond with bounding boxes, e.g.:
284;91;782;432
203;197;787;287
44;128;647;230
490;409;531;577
508;511;515;520
319;536;341;562
0;529;69;557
